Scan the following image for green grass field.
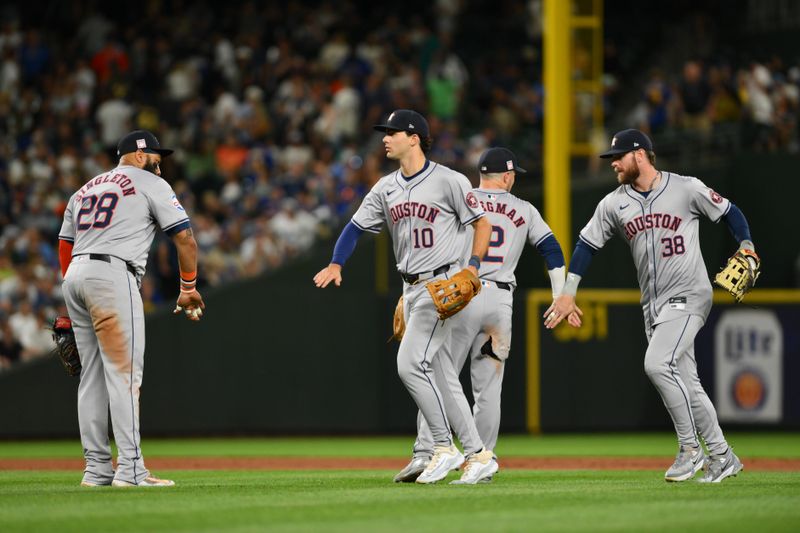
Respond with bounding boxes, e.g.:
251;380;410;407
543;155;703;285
1;433;799;532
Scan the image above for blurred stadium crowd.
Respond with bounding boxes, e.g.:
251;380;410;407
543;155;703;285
1;0;798;368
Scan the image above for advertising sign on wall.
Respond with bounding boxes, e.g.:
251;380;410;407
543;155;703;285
714;310;783;422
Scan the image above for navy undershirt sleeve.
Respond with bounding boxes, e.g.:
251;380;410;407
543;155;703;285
331;221;365;265
568;238;598;277
535;234;566;269
721;203;752;243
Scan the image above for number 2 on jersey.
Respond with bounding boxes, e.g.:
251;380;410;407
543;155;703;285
484;225;505;263
77;192;119;230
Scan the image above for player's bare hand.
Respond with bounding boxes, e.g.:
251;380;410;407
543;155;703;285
174;289;205;321
543;294;581;329
313;263;342;288
566;308;583;328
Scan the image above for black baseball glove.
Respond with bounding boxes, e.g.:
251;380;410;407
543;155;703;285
52;316;81;377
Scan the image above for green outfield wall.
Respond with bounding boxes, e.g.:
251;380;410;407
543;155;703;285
0;153;796;437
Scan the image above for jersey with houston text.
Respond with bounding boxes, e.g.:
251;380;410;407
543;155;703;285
351;161;484;275
59;165;190;275
461;188;553;287
579;172;730;325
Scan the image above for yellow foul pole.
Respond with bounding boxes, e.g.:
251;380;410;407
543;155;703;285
544;0;571;259
530;0;572;434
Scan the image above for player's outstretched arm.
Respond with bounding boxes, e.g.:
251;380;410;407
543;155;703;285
314;263;342;288
314;221;364;288
172;227;205;321
543;237;597;329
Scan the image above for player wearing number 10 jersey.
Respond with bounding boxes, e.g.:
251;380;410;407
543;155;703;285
397;147;567;484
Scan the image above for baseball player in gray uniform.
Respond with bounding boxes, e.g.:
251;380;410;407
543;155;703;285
396;147;567;484
314;110;491;484
546;129;756;483
58;130;205;487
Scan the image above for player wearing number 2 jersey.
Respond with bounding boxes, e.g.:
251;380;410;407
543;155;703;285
546;129;755;483
314;110;491;484
58;130;204;487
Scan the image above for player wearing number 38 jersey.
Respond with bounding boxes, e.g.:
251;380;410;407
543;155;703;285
547;129;757;484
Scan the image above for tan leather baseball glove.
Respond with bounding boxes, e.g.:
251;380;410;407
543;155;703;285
392;295;405;341
425;269;481;320
714;248;761;302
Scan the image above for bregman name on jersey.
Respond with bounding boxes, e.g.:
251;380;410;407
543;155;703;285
624;213;682;240
75;171;136;203
478;200;526;227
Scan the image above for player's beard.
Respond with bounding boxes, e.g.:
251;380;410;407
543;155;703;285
143;157;160;175
616;159;640;185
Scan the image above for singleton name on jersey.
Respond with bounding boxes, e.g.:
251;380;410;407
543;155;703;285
75;171;137;204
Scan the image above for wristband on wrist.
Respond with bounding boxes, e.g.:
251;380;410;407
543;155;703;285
562;272;582;297
468;255;481;270
180;270;197;293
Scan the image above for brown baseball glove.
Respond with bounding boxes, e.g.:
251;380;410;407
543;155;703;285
392;296;405;341
425;269;481;320
52;316;81;377
714;248;761;302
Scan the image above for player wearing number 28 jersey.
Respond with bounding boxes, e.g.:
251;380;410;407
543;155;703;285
58;130;204;488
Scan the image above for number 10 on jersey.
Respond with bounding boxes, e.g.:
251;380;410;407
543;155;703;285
412;228;434;248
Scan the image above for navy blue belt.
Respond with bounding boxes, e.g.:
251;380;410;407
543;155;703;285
401;264;450;284
87;254;137;276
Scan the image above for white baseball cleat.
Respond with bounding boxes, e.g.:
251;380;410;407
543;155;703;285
664;446;706;482
450;449;499;485
393;456;431;483
415;445;464;484
112;475;175;487
698;448;743;483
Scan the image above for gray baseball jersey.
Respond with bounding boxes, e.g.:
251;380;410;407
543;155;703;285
352;161;485;452
579;171;733;457
414;187;557;457
579;172;730;328
472;188;555;287
352;162;484;274
59;165;190;275
59;164;189;486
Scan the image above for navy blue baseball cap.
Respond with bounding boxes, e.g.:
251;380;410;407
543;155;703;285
117;130;174;157
373;109;430;137
599;129;653;158
479;147;527;174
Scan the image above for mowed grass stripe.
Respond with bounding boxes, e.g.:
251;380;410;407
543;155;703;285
0;470;799;532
